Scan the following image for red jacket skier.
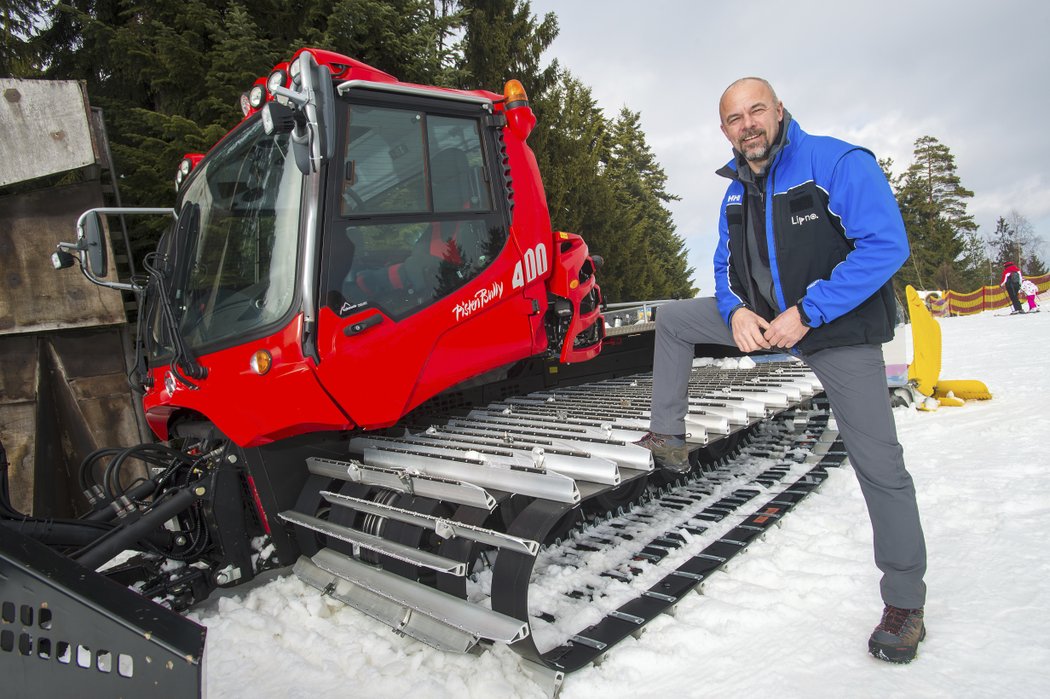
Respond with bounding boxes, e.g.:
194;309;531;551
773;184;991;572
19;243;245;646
1000;262;1024;314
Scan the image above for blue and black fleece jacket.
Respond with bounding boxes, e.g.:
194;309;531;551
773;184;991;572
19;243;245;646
713;118;909;354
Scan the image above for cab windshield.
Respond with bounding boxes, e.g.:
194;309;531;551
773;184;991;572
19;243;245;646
152;119;303;356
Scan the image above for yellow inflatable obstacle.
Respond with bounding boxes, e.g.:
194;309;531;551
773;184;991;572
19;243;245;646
905;285;992;409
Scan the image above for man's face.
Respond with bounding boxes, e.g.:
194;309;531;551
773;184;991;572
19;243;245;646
719;80;784;172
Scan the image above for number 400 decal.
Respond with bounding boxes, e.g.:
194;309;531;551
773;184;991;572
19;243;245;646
511;243;548;289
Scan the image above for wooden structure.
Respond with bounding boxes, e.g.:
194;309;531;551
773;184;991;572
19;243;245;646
0;79;148;517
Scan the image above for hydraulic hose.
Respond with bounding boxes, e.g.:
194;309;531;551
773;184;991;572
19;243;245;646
74;486;197;570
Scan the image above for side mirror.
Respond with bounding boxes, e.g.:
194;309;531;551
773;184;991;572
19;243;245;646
80;210;108;278
273;52;336;175
56;207;174;292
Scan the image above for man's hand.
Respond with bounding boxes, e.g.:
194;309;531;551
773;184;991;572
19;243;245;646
763;305;810;349
730;307;772;353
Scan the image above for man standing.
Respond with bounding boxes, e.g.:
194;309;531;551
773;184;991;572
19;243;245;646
635;77;928;663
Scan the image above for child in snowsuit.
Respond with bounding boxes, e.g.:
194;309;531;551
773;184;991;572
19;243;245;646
1000;262;1025;314
1021;278;1040;312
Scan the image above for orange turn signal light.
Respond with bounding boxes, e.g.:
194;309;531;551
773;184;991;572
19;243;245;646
250;350;272;375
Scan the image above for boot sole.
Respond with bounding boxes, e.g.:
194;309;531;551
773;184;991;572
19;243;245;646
869;625;926;663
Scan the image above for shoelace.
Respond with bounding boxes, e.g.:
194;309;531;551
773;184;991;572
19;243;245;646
878;605;921;634
638;432;664;446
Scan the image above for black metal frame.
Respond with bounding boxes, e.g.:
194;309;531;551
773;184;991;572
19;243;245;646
0;524;207;698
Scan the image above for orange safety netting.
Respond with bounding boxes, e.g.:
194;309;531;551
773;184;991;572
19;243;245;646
927;273;1050;317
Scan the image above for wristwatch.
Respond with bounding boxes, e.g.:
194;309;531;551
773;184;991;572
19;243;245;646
796;299;812;327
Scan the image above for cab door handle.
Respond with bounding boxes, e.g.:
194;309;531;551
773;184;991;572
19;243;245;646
343;313;383;336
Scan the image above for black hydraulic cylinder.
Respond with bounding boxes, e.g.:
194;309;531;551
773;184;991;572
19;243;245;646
0;517;173;550
74;487;196;570
1;518;110;548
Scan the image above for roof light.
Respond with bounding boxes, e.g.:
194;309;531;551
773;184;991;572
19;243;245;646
248;84;266;110
240;92;251;116
503;80;529;108
289;56;303;84
267;68;288;96
260;101;297;135
175;155;202;190
502;79;536;140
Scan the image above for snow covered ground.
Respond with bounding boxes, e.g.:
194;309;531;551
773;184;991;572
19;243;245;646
193;307;1050;698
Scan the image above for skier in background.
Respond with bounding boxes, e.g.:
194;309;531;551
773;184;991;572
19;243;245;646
1021;277;1040;312
999;262;1025;314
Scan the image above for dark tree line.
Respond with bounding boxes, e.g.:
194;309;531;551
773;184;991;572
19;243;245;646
2;0;694;301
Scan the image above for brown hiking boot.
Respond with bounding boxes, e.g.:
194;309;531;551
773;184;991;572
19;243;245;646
634;432;691;474
869;605;925;663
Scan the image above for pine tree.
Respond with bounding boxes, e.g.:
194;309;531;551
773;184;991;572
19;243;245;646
990;216;1015;268
0;0;49;75
320;0;460;85
202;3;279;128
908;135;977;235
603;108;694;301
458;0;558;96
891;135;981;291
532;73;623;295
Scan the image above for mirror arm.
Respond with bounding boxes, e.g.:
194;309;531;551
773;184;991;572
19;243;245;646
56;208;175;292
269;84;308;107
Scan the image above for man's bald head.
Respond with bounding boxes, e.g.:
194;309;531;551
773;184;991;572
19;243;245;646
719;77;784;172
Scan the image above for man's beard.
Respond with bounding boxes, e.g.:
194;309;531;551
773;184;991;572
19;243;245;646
740;129;770;162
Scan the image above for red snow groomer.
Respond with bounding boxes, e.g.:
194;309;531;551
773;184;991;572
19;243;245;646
141;49;604;447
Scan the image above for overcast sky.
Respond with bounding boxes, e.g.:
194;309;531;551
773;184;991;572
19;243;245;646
528;0;1050;294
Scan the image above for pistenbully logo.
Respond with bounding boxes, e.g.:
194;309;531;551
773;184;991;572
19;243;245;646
454;281;504;321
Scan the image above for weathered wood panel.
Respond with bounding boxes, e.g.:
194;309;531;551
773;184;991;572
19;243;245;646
0;79;98;188
0;180;126;335
0;327;148;517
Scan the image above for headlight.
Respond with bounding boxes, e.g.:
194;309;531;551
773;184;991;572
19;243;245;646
248;84;266;109
267;69;288;95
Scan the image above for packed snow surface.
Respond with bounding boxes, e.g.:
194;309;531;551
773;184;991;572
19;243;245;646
192;308;1050;698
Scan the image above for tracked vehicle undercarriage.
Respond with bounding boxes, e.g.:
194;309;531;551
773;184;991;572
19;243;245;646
2;343;844;697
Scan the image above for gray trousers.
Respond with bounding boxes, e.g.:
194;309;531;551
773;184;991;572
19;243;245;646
650;298;927;608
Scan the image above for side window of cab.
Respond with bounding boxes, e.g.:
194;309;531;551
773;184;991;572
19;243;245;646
325;104;506;320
